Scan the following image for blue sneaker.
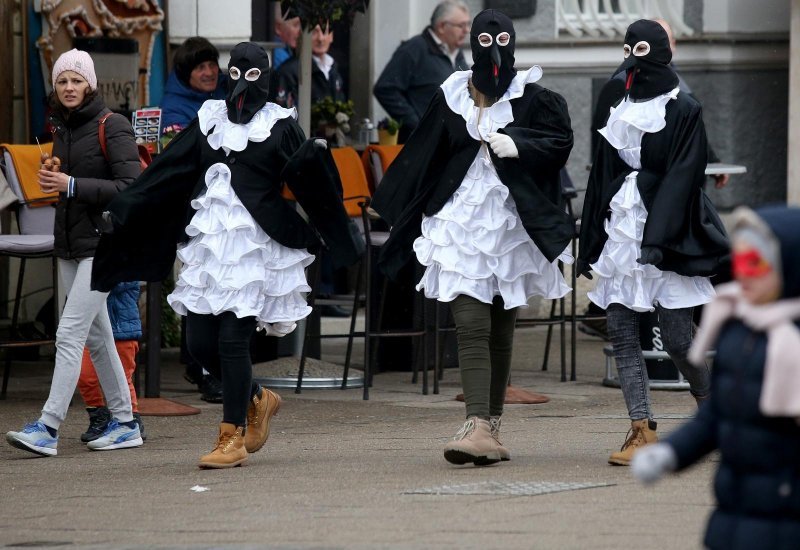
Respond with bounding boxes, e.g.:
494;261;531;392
86;419;143;451
6;421;58;456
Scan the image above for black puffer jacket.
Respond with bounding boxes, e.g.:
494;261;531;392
49;94;141;259
668;320;800;550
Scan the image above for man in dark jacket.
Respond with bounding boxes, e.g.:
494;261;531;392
271;23;346;108
373;0;470;143
161;37;227;131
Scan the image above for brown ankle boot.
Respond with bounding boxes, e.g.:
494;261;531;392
245;387;281;453
198;423;247;469
489;416;511;461
608;419;658;466
443;417;502;466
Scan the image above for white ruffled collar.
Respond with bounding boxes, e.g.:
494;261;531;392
198;100;297;155
598;87;679;151
440;66;543;141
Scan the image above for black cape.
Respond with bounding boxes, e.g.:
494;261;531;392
91;113;363;292
371;82;574;280
578;92;729;278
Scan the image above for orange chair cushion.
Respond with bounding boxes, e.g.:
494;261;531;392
2;143;57;207
361;144;403;193
331;147;371;217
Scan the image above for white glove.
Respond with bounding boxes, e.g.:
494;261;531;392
486;132;519;159
631;443;678;485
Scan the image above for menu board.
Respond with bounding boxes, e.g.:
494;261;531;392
132;107;162;154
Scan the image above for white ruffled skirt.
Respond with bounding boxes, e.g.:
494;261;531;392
413;149;571;310
588;171;714;312
168;163;313;335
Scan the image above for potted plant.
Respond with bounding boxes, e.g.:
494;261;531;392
377;117;401;145
159;123;184;152
311;97;354;146
280;0;370;30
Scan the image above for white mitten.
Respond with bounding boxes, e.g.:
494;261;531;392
631;443;678;485
486;132;519;158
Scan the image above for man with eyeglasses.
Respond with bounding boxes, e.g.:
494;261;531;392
374;0;470;143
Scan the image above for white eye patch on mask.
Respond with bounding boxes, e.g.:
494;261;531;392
228;67;262;81
477;32;511;47
623;41;651;58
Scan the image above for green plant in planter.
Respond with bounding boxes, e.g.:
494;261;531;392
311;97;354;133
280;0;370;30
377;117;401;136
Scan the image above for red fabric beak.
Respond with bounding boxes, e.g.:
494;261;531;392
625;71;634;92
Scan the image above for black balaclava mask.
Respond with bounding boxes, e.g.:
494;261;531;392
470;9;516;99
613;19;678;101
226;42;271;124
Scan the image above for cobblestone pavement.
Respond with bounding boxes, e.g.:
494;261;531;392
0;319;714;549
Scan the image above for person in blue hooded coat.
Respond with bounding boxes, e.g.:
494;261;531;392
160;37;227;131
632;205;800;550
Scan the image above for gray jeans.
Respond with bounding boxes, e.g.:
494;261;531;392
40;258;132;429
606;303;710;421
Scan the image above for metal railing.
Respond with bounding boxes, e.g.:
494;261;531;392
557;0;694;39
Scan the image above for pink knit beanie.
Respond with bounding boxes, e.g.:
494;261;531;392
52;49;97;90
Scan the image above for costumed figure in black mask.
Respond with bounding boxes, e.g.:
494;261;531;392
577;20;729;466
371;9;574;467
91;42;362;469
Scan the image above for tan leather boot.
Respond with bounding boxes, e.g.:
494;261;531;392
245;387;281;453
198;423;247;469
489;416;511;461
443;417;502;466
608;419;658;466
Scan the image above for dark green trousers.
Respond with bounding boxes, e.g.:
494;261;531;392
449;295;518;418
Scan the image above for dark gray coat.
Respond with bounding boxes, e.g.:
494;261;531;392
373;29;468;142
49;94;141;259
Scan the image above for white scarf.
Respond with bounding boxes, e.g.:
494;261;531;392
689;282;800;420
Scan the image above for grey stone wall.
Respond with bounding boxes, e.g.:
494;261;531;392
685;68;789;209
536;73;594;207
464;0;556;40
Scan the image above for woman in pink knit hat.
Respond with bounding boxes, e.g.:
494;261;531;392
5;48;143;456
